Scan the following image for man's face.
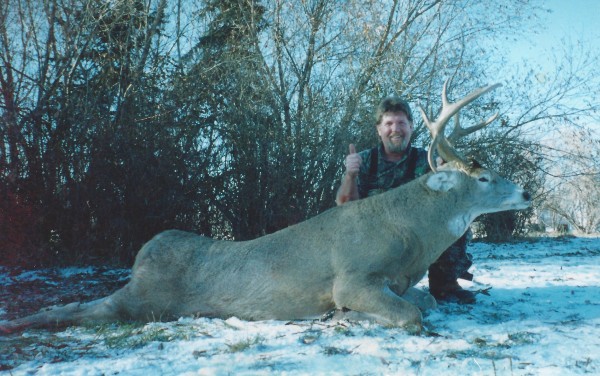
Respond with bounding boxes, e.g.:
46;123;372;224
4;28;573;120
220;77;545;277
376;111;414;155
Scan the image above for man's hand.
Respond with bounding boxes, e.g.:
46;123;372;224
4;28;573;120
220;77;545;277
344;144;362;177
336;144;361;205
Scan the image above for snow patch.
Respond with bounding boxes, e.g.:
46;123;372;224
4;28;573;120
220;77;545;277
1;236;599;375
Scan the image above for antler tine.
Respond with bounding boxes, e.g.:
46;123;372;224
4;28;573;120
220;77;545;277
448;112;499;143
420;80;502;173
418;106;440;173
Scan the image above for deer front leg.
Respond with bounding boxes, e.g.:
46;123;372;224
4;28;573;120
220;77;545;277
400;287;437;311
332;277;423;333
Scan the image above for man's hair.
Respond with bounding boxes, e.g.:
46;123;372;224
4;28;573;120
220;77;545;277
374;96;413;125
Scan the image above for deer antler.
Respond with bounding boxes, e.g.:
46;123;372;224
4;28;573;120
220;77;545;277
419;80;502;173
447;112;499;144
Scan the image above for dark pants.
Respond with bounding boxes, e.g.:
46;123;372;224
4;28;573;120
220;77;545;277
428;230;473;287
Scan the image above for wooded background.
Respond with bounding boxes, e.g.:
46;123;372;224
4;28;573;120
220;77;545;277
1;0;599;266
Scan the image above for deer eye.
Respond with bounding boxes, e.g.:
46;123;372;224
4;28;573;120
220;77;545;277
479;177;489;182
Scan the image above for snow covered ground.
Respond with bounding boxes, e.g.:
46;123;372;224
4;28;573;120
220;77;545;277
1;235;599;375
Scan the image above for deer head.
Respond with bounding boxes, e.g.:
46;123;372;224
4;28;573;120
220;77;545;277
418;80;531;223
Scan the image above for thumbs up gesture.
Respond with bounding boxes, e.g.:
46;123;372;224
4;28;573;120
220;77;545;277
344;144;362;177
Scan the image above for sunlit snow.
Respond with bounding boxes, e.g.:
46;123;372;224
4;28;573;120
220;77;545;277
1;236;599;375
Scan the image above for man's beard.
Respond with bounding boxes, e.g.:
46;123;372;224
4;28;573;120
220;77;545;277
384;136;409;154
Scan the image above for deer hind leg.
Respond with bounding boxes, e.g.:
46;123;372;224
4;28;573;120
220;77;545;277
1;292;127;334
332;279;423;333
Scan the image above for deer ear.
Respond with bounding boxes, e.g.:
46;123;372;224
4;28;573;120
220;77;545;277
426;171;458;192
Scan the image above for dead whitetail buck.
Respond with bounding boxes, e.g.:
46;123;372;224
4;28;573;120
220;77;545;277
1;81;531;335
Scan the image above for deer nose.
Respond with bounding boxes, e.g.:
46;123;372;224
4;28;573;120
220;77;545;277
523;191;531;201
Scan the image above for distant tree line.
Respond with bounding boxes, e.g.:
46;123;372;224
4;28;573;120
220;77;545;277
1;0;598;266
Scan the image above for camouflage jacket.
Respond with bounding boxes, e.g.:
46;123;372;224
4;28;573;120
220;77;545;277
355;143;430;198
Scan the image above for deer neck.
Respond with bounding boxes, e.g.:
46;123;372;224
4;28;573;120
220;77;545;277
381;177;476;246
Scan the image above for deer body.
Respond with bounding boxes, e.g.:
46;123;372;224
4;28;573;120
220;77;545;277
0;82;531;334
1;165;530;334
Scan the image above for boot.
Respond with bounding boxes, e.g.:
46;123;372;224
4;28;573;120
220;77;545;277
429;280;476;305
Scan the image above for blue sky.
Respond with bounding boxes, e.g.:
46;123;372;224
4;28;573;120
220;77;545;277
507;0;600;68
541;0;599;40
500;0;600;133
